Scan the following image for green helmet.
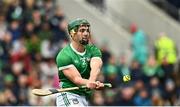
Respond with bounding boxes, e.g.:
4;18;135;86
68;18;90;33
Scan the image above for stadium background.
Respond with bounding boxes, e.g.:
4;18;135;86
0;0;180;106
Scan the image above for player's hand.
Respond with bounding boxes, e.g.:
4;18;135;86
86;81;97;89
95;81;104;90
123;75;131;82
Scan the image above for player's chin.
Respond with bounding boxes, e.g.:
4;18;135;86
79;39;89;45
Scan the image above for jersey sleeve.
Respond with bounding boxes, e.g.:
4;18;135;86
56;50;73;71
90;45;102;58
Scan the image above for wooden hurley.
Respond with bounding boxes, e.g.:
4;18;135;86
32;83;112;96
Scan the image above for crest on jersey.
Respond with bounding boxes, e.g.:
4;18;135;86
72;98;79;104
80;57;90;66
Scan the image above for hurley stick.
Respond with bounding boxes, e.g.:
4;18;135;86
32;83;112;96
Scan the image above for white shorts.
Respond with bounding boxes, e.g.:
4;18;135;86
56;92;89;107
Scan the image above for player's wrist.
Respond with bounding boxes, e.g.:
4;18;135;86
89;75;97;81
89;78;96;82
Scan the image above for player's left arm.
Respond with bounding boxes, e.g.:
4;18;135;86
89;45;104;88
89;57;102;81
89;57;104;89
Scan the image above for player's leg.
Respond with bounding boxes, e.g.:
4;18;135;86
56;92;89;107
56;92;71;106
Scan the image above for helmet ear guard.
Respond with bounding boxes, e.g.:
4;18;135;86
71;29;76;34
70;29;76;38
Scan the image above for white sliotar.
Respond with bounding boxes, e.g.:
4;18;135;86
56;92;89;107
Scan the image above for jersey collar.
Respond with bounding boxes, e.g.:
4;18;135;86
70;43;86;56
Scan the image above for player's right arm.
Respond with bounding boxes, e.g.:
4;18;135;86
62;66;97;89
56;50;97;89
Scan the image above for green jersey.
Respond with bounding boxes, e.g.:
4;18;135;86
56;43;102;98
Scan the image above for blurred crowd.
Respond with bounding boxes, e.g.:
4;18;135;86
0;0;180;106
91;23;180;106
0;0;68;106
